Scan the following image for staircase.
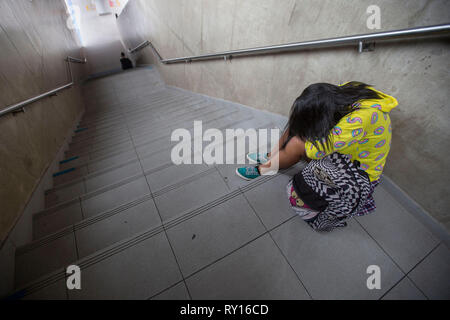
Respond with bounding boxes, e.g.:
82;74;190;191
8;67;449;300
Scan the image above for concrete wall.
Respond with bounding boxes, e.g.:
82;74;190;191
0;0;87;246
116;0;450;230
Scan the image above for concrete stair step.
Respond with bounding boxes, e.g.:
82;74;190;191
69;96;207;144
13;166;291;294
80;85;168;118
79;89;174;123
77;92;197;129
55;108;255;188
80;89;171;121
57;103;241;174
67;98;210;154
49;110;259;197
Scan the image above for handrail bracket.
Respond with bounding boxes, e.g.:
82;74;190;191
358;40;376;53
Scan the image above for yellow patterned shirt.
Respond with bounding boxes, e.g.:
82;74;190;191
305;87;398;181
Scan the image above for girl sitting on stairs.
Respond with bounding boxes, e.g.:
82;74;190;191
235;81;398;232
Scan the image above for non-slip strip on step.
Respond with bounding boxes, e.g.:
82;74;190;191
78;97;198;131
17;226;75;255
163;189;243;230
74;99;229;149
37;174;144;220
69;102;202;148
33;198;81;220
151;167;217;197
43;114;273;213
81;91;176;119
127;107;244;148
53;150;175;194
23;194;153;256
59;148;137;181
75;194;155;230
103;98;212;133
81;89;180;118
82;173;145;201
53;168;76;178
48;113;268;198
65;106;252;176
68;144;136;166
78;225;166;270
69;134;132;155
23;167;282;255
24;194;152;254
55;108;248;184
48;157;141;193
59;156;79;165
75;95;203;134
5;269;66;300
79;92;180;124
35;162;215;222
68;99;211;150
69;128;130;149
19;194;155;254
69;99;211;152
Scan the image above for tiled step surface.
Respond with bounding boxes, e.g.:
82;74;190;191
47;112;271;206
72;95;205;143
61;103;224;160
16;164;447;299
64;100;213;159
14;167;296;296
78;98;219;144
78;90;177;125
40;117;275;234
71;96;202;147
22;131;290;287
57;101;235;173
10;66;449;300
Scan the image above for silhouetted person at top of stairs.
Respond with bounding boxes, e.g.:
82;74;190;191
120;52;133;70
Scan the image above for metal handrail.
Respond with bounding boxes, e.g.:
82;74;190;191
66;56;87;64
0;56;86;118
128;23;450;64
129;40;151;54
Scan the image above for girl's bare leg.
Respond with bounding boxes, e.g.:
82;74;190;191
267;129;290;158
260;135;305;173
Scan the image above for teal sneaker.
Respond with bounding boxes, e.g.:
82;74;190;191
246;152;269;164
236;166;261;180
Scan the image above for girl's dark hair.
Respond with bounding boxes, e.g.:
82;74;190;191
287;81;382;151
